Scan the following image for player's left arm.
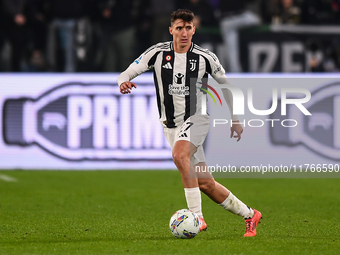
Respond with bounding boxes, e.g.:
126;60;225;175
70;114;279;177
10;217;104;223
209;54;243;141
230;120;243;142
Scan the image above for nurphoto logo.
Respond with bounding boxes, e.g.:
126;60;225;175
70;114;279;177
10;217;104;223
196;78;312;128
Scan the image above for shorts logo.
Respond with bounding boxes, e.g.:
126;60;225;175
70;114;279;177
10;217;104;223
179;133;188;138
179;122;193;138
174;73;184;84
166;55;171;61
270;82;340;160
189;59;197;71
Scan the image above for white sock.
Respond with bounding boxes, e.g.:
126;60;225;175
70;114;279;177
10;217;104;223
219;192;254;219
184;187;203;218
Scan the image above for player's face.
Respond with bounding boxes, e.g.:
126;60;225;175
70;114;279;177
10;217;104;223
169;19;195;53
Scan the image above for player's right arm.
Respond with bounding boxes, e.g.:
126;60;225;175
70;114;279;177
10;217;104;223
119;81;137;94
117;44;161;94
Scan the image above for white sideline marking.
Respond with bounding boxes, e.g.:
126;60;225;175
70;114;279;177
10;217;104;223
0;174;18;182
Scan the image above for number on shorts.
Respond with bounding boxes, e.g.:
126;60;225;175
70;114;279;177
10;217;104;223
184;122;194;131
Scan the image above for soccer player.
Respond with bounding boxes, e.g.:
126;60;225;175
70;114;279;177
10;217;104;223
117;9;262;237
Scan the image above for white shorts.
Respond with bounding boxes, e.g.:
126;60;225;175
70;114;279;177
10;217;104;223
163;115;210;165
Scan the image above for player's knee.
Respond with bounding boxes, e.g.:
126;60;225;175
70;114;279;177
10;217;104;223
199;179;216;194
172;150;189;166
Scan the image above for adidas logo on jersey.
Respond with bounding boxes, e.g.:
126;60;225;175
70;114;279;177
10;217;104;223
162;63;172;69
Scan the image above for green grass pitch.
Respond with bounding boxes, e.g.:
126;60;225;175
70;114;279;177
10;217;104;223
0;170;339;255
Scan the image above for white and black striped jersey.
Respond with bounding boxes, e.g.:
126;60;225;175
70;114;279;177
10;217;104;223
118;41;237;128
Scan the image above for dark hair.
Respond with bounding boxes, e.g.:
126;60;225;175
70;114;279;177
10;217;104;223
171;9;194;25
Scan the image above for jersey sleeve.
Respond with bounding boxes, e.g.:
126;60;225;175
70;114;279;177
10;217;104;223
117;44;161;86
207;53;239;121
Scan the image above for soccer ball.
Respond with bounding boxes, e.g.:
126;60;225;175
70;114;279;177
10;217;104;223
169;209;200;239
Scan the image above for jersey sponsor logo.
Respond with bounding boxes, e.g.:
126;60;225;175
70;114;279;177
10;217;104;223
174;73;185;84
270;82;340;160
162;62;172;69
189;59;197;71
168;84;189;96
166;55;171;61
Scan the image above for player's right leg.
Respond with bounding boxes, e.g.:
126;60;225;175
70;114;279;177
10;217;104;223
163;125;204;221
164;116;209;218
172;140;199;188
172;140;207;232
165;115;211;231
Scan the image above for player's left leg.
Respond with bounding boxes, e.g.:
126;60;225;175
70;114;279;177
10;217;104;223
196;162;262;236
196;165;253;217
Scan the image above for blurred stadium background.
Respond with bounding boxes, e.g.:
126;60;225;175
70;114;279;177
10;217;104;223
0;0;339;73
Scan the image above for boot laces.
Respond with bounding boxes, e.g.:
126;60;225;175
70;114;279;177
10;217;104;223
245;219;252;232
